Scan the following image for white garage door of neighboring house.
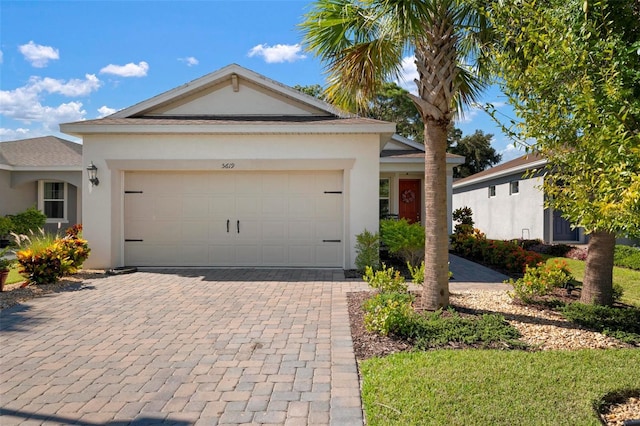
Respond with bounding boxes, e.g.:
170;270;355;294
123;170;344;267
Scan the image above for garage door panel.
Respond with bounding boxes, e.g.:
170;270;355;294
288;198;314;216
209;221;231;240
288;245;314;265
316;197;342;218
210;196;235;216
155;197;182;218
125;171;343;267
262;245;286;264
262;197;286;216
179;245;209;264
182;222;210;241
235;245;260;265
288;222;314;239
235;175;256;193
182;197;209;218
262;221;286;240
236;197;259;215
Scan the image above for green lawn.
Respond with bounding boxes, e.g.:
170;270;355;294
361;349;640;425
4;265;24;285
547;257;640;306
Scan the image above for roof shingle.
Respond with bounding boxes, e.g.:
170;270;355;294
0;136;82;167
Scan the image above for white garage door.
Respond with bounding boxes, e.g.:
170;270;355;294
123;170;343;267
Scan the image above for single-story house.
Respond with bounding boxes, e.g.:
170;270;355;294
0;136;83;235
452;153;587;244
61;64;463;269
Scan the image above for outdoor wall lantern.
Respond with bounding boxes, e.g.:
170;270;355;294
87;162;100;186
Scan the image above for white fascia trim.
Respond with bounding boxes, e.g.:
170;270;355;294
0;164;13;171
390;134;425;151
60;123;396;135
452;159;547;189
380;156;466;165
9;166;82;172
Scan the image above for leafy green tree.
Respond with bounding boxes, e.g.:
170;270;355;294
295;83;500;177
293;84;326;100
490;0;640;305
368;82;425;142
301;0;493;309
448;129;501;178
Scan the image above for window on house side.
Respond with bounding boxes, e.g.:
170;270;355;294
379;178;390;217
510;181;520;195
38;181;67;222
488;185;496;198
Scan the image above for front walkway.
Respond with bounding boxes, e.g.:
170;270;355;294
0;270;368;425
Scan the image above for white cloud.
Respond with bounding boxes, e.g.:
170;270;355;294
100;61;149;77
178;56;199;66
0;127;35;142
0;72;98;136
247;43;306;63
395;56;419;94
499;143;525;163
28;74;101;97
97;106;117;117
19;41;60;68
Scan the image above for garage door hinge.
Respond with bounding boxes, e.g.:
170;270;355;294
124;191;144;194
324;191;342;194
322;239;341;243
125;239;143;242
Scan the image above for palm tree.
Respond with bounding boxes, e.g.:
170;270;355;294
301;0;493;309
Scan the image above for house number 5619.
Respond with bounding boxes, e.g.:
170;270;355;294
222;163;235;169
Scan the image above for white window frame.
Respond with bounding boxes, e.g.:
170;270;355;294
379;178;391;217
488;185;496;198
38;180;68;223
509;180;520;195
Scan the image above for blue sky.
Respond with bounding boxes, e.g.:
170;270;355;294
0;0;524;162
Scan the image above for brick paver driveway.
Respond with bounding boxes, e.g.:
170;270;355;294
1;269;368;425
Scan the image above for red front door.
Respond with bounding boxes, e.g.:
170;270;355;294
398;179;421;224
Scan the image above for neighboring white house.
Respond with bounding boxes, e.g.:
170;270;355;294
61;64;463;269
0;136;83;234
452;153;586;244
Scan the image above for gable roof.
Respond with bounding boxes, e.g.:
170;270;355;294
453;152;546;188
61;64;395;138
0;136;82;169
109;64;348;119
381;134;465;164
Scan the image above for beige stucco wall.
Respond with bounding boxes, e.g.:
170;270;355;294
0;170;37;216
81;133;380;269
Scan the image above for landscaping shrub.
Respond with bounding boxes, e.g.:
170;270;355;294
406;310;523;350
451;207;474;236
363;264;407;293
8;207;46;235
507;259;574;303
15;225;90;284
407;261;424;285
380;219;425;267
354;229;380;273
57;225;90;274
0;216;13;239
562;303;640;345
613;245;640;271
518;239;543;250
363;292;414;336
16;241;70;285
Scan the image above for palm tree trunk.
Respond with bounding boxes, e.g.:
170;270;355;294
581;230;616;305
422;119;450;310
